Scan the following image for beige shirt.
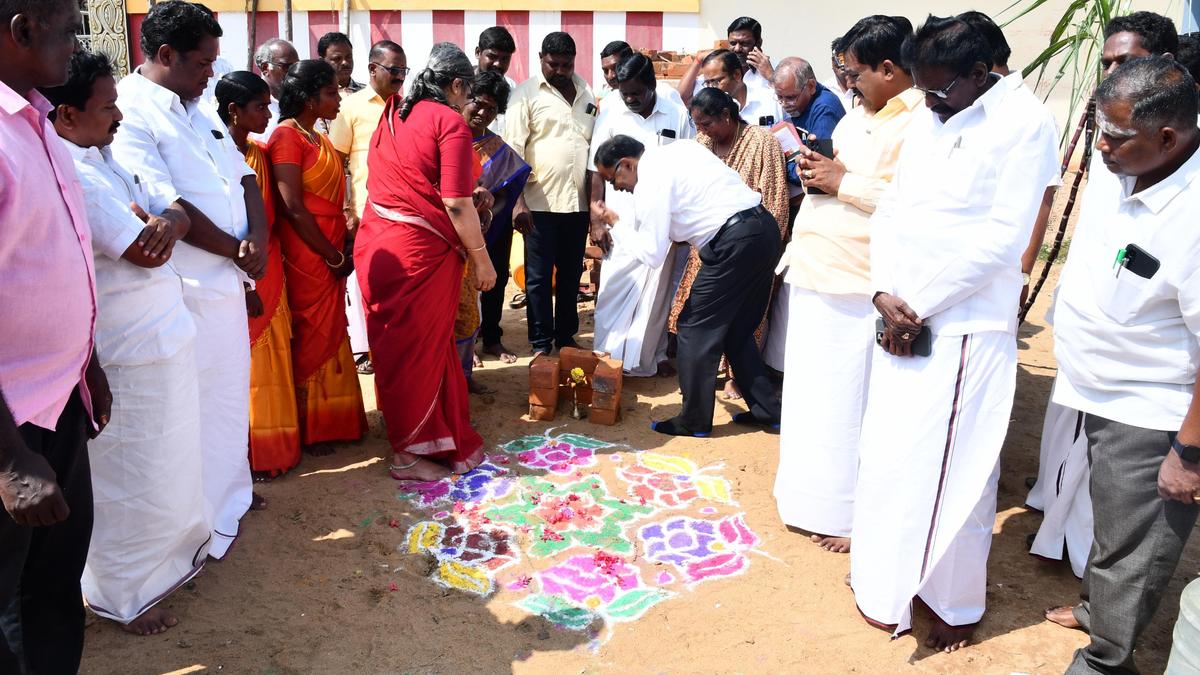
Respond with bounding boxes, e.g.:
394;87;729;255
777;88;923;296
505;72;596;213
327;86;386;218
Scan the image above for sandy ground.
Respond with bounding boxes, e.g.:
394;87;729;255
79;263;1199;675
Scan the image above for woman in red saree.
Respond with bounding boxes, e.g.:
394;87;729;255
217;72;303;479
357;43;497;481
268;60;366;449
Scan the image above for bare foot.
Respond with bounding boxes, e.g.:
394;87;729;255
1045;605;1082;630
656;360;677;377
722;380;743;400
472;352;483;368
250;492;267;510
389;455;453;482
468;379;496;395
121;607;178;636
304;444;335;457
925;616;977;653
483;342;518;364
810;534;851;553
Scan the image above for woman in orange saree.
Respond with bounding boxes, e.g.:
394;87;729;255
268;60;366;450
217;72;302;479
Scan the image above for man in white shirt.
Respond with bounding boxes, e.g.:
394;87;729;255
823;39;857;113
1045;57;1200;675
594;135;782;437
475;26;519;139
677;17;775;109
1027;9;1179;578
772;15;920;556
112;1;268;560
251;37;297;142
849;17;1060;651
588;53;694;377
697;50;784;126
44;49;210;637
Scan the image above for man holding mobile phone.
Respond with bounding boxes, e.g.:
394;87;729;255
771;15;921;558
1043;57;1200;675
848;16;1060;652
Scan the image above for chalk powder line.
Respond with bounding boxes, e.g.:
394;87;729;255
395;429;771;641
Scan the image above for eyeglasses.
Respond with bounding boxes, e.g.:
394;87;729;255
702;75;729;88
268;61;297;71
915;75;961;100
371;63;410;78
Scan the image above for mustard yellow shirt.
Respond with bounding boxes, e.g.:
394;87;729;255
505;72;596;213
327;86;386;217
778;88;924;296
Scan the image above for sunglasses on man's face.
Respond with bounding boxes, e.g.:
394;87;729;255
915;74;961;100
371;63;411;78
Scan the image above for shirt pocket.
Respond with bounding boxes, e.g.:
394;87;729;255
931;146;990;207
1097;265;1154;325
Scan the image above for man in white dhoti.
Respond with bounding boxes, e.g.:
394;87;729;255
773;15;920;554
112;1;268;560
849;16;1059;651
588;53;694;377
1041;57;1200;674
44;50;211;635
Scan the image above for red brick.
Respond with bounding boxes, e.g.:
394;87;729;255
589;406;619;425
562;384;593;407
529;403;556;421
529;354;560;389
591;391;620;410
557;347;602;382
529;387;559;408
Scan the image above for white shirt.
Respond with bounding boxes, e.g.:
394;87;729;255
113;68;255;300
588;90;696;244
692;69;782;124
624;140;762;268
822;75;855;112
1051;144;1200;431
64;141;195;366
870;73;1060;336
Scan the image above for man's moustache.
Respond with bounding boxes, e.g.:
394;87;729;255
109;122;120;133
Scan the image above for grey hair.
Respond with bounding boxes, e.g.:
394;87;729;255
398;41;475;120
253;38;295;69
1097;55;1198;131
773;57;815;89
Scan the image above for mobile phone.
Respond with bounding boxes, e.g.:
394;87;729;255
804;137;835;195
758;115;776;127
875;318;932;357
1122;243;1160;279
586;103;597;116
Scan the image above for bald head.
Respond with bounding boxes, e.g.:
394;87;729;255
254;38;298;98
773;57;818;117
773;57;815;89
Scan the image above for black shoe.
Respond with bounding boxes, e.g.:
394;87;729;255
651;418;710;438
732;411;781;431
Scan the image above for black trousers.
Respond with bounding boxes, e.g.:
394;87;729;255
480;220;513;347
524;211;589;351
676;207;783;432
0;390;93;675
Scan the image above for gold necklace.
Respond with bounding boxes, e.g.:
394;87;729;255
716;123;744;160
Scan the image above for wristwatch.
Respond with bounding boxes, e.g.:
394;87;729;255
1173;437;1200;464
1022;272;1031;285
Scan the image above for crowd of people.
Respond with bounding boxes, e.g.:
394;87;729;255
2;0;1200;672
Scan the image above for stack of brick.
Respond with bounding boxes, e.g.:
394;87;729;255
640;49;696;80
526;348;624;425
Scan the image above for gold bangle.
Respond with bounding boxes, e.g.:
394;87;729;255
325;250;346;268
468;243;487;252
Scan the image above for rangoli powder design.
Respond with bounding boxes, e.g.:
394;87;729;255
396;430;765;636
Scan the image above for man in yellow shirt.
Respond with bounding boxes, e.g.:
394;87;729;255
772;15;921;555
506;32;596;355
328;40;407;365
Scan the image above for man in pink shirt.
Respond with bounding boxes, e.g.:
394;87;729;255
0;1;111;672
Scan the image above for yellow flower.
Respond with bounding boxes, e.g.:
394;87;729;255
569;367;587;384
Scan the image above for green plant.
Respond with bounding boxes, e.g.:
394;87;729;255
1003;0;1131;143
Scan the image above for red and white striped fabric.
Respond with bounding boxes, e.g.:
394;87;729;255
128;10;701;90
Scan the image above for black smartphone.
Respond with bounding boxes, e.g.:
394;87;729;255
1122;243;1160;279
586;103;597;116
875;318;932;357
758;115;776;127
804;137;835;195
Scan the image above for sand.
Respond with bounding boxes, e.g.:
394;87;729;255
78;266;1199;675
